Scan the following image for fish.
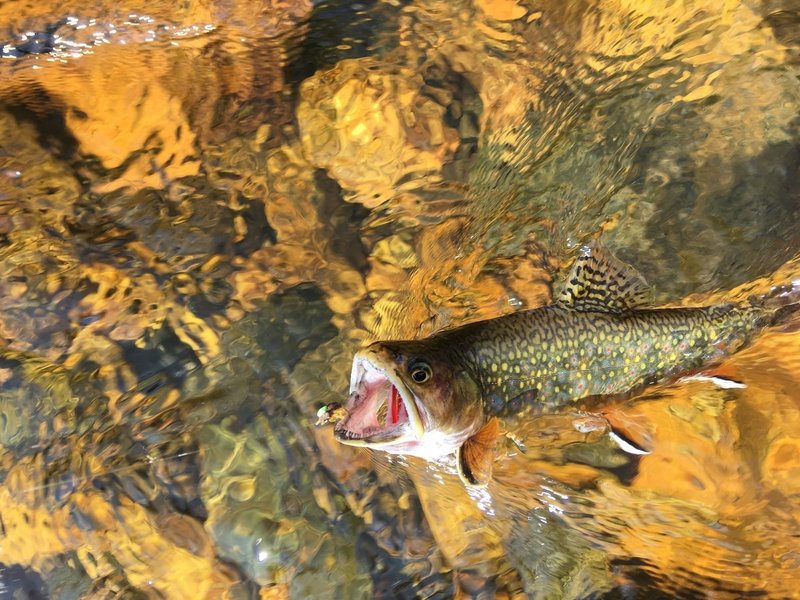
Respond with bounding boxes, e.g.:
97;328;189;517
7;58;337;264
330;241;799;486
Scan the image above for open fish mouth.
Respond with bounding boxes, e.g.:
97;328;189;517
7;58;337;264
334;353;425;447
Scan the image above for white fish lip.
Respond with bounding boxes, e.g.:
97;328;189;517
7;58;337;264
347;352;425;441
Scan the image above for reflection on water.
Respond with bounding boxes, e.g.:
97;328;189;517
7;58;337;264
0;0;799;597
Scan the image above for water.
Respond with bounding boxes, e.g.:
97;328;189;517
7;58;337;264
0;0;799;597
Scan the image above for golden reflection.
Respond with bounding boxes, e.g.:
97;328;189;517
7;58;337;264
0;0;799;596
297;58;460;208
0;464;239;598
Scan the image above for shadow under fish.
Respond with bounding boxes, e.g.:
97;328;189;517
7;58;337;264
322;240;800;486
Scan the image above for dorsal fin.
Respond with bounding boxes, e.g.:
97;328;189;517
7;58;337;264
557;240;651;313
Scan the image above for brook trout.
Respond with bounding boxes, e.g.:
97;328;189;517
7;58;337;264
332;241;798;485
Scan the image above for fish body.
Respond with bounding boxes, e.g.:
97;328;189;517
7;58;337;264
440;302;763;416
332;241;793;485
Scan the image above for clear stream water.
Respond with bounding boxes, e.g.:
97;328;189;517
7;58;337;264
0;0;799;598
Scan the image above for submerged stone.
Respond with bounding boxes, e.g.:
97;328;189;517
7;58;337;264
0;350;77;456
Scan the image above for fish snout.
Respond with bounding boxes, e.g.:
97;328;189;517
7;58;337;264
361;342;403;366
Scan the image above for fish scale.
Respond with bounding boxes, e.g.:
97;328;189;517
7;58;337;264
441;302;764;416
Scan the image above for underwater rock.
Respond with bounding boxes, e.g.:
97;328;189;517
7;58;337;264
0;227;86;360
0;0;309;193
0;109;81;231
180;321;376;596
602;58;800;298
0;109;88;359
206;128;272;202
0;350;77;455
222;282;337;378
0;454;240;598
296;57;460;208
1;44;203;193
208;0;313;37
199;407;372;596
37;552;94;599
505;509;616;599
0;563;48;599
102;184;237;267
357;220;551;341
227;144;370;316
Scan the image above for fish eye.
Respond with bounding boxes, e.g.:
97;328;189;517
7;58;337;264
409;361;432;384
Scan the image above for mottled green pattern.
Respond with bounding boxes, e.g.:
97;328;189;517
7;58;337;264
435;303;767;415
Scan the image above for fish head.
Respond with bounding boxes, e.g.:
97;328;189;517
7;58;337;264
334;340;484;457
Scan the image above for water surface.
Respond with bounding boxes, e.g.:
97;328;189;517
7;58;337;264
1;0;800;598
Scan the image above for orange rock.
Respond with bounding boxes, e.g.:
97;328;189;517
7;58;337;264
297;58;460;208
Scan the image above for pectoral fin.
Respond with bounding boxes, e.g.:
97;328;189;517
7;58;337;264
573;411;652;455
456;418;500;486
608;428;651;455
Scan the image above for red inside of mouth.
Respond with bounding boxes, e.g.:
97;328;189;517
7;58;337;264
336;363;410;441
390;385;402;424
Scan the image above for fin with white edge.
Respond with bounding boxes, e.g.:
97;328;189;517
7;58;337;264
680;374;747;389
608;428;651;456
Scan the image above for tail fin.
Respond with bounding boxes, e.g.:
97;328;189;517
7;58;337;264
756;279;800;327
772;302;800;329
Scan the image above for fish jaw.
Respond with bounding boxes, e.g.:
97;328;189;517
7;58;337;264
334;351;426;449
